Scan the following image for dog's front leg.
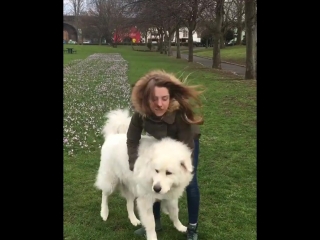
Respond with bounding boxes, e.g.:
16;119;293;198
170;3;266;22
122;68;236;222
136;197;157;240
126;195;140;226
165;199;187;232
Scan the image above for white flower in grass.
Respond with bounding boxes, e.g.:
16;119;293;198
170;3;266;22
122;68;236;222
63;53;131;155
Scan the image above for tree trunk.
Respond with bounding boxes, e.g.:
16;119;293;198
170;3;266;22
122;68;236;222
212;36;221;69
212;0;224;69
163;32;168;55
245;0;257;79
144;31;148;46
168;32;173;56
164;37;168;55
188;28;193;62
236;1;245;45
159;32;164;54
220;35;225;49
236;25;243;45
176;26;181;59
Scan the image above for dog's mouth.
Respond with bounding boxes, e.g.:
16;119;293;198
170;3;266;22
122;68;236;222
171;182;179;188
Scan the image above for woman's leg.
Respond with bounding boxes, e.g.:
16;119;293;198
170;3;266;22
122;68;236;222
186;139;200;239
153;201;161;220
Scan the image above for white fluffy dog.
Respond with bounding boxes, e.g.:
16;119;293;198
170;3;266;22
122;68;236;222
94;109;194;240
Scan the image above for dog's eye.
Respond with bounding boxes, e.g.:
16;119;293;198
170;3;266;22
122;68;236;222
155;169;159;173
166;171;172;175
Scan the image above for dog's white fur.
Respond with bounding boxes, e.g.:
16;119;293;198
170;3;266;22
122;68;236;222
94;109;194;240
101;108;131;138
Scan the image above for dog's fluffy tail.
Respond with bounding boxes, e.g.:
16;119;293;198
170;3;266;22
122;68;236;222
101;108;131;139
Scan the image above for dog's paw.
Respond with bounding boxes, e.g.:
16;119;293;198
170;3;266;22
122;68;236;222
146;235;158;240
147;237;157;240
130;217;141;226
100;209;109;221
175;224;187;232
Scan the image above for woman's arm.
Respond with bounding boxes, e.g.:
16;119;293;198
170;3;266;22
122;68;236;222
126;112;143;170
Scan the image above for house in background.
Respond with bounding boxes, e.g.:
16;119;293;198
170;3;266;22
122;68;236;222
233;28;246;42
172;27;201;43
112;25;201;44
145;27;201;43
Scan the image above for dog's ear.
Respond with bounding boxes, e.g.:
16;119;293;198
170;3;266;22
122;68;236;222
180;159;193;173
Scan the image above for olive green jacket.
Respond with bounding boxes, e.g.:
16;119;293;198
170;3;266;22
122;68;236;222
126;110;200;170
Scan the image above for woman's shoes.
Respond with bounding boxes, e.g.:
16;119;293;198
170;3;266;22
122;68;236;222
187;223;198;240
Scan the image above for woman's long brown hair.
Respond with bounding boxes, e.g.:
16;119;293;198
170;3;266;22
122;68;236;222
132;70;204;124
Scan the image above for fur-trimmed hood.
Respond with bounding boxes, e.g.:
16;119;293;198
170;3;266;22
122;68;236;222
131;70;182;116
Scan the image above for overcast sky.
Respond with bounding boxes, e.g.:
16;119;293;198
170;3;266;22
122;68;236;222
63;0;73;14
64;0;90;15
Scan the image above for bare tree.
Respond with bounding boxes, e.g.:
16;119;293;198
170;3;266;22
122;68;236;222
200;0;224;69
70;0;86;37
179;0;213;62
159;1;182;56
244;0;256;79
175;25;181;58
212;0;224;68
156;1;183;56
88;0;109;44
123;0;180;55
220;0;234;48
81;13;100;41
64;0;86;42
108;0;128;46
234;0;245;45
70;0;86;17
221;0;245;46
126;0;212;61
88;0;126;45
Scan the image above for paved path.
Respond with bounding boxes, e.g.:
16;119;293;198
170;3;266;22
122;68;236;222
173;51;245;77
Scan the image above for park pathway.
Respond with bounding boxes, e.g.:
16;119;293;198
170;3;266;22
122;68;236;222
172;51;245;77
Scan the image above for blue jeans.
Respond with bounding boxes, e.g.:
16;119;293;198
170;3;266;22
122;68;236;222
153;139;200;224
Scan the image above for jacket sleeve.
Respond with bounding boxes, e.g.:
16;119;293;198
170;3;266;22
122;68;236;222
126;112;143;170
176;113;195;151
176;114;196;168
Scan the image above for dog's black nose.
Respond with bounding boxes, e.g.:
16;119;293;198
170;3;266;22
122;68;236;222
153;185;162;193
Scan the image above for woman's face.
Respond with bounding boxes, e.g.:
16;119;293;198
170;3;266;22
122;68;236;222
149;86;170;116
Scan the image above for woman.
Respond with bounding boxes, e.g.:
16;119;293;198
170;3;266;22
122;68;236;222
127;70;204;240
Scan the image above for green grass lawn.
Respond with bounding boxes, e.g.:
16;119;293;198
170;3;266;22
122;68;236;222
183;45;246;66
63;45;256;240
